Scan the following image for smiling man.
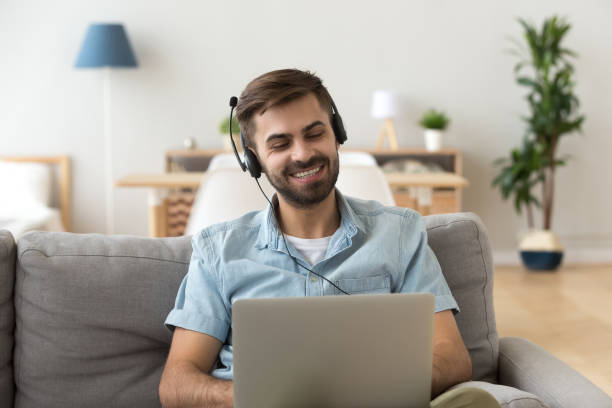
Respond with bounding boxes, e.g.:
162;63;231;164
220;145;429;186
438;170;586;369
244;90;342;241
159;69;501;408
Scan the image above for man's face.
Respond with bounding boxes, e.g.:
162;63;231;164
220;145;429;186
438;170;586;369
252;93;340;209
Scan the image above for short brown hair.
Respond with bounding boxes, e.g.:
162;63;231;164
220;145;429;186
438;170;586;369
235;69;334;149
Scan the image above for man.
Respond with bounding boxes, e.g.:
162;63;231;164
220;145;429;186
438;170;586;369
159;69;500;408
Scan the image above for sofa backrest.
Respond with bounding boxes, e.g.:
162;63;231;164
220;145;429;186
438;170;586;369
424;212;499;383
0;230;16;408
8;212;499;407
14;232;192;408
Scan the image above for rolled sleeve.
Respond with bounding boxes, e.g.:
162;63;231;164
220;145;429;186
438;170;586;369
398;213;459;314
164;233;231;343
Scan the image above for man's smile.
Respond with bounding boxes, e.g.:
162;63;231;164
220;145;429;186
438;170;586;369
290;164;325;183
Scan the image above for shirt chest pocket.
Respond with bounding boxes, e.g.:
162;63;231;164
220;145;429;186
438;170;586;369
332;273;391;295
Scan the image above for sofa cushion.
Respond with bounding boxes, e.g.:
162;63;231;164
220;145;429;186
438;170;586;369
0;230;16;408
15;232;192;408
424;213;499;383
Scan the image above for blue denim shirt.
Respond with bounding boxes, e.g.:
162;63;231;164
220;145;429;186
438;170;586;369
165;191;458;380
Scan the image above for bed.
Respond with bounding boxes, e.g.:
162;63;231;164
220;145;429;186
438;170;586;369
0;156;71;240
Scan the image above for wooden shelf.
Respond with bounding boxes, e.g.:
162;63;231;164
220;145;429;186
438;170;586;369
122;146;469;236
385;172;468;188
164;146;467;213
116;172;204;189
346;147;460;155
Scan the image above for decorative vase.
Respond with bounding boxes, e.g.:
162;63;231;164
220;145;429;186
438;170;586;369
518;229;564;271
424;129;443;151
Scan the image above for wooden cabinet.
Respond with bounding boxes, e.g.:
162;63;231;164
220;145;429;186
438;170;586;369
347;148;464;213
117;148;467;237
165;147;466;214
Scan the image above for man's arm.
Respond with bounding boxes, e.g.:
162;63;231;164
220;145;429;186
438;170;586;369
159;327;233;408
431;309;472;398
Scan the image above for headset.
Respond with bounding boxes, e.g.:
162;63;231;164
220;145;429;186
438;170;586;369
227;94;350;295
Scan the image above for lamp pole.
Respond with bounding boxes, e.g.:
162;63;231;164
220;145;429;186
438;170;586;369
103;67;114;234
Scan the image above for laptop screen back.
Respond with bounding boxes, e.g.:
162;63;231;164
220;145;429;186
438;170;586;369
233;293;434;408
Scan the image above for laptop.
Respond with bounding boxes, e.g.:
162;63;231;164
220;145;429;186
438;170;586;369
232;293;435;408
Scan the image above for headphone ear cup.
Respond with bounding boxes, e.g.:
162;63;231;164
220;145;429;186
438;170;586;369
239;128;261;178
332;114;347;144
243;149;262;179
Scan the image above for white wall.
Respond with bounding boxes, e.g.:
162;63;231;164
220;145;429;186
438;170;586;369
1;0;611;263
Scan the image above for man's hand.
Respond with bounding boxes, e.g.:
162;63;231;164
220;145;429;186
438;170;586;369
431;310;472;398
159;327;234;408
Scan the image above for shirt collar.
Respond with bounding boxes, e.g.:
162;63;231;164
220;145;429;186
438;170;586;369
254;189;364;251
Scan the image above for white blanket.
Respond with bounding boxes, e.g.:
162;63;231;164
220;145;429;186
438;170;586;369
0;160;64;240
0;203;64;241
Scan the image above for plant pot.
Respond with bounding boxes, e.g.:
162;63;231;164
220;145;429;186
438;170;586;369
222;133;242;152
424;129;443;151
518;229;564;271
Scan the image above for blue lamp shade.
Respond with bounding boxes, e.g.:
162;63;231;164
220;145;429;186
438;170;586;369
75;23;138;68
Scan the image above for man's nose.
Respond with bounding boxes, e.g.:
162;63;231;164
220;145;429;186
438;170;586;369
290;139;314;163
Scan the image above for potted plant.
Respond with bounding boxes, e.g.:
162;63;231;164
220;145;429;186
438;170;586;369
418;109;450;151
493;16;585;270
219;116;242;152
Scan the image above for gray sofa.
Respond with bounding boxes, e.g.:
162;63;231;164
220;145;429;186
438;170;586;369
0;213;610;408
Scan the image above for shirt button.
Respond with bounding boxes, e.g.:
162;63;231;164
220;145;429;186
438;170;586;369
310;277;317;282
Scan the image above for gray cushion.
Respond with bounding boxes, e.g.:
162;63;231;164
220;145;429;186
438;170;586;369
15;232;192;408
0;230;16;408
451;381;549;407
424;213;499;383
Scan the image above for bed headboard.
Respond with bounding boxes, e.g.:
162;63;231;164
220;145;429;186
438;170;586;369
0;155;71;231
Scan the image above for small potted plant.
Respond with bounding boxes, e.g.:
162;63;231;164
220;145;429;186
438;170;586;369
492;16;585;271
219;116;242;152
418;109;450;151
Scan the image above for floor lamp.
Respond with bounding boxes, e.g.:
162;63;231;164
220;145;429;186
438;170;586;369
75;23;138;234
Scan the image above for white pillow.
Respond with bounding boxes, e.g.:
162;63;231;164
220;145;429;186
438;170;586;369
0;161;52;208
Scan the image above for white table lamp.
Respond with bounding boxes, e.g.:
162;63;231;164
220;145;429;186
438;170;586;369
371;90;400;150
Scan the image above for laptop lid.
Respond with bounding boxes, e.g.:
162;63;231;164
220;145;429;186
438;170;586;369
233;293;434;408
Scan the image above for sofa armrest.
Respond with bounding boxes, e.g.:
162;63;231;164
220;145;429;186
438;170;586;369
0;230;16;408
498;337;611;408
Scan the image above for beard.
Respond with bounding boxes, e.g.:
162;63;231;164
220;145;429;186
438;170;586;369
263;151;339;209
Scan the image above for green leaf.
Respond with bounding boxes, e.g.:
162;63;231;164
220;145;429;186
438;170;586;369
560;47;578;58
517;76;539;88
492;157;508;166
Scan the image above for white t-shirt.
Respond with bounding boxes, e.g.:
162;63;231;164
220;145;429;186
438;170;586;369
284;234;332;266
